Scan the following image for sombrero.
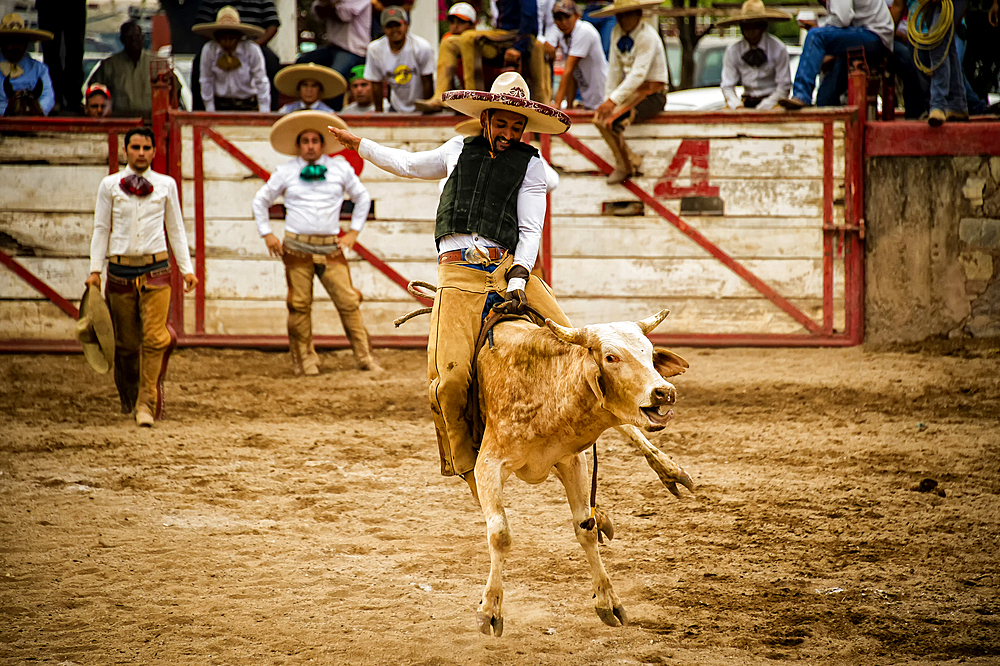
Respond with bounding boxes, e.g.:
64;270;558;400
716;0;792;27
0;13;54;41
443;72;571;135
454;118;482;136
275;63;347;99
588;0;663;19
192;6;265;39
270;110;349;155
76;285;115;374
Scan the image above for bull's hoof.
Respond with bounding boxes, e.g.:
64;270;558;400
595;508;614;543
477;611;504;637
595;604;628;628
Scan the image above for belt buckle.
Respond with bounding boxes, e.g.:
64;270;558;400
464;245;490;266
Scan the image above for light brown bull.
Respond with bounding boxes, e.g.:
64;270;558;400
472;308;692;636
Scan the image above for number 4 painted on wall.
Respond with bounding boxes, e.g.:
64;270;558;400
653;139;720;199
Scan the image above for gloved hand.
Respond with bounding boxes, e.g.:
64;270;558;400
497;265;529;316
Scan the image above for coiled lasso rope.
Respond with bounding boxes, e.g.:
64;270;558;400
907;0;955;75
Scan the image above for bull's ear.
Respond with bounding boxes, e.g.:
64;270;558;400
583;354;606;406
653;348;689;378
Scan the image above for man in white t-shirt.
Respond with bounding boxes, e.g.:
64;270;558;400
542;0;608;109
363;6;434;113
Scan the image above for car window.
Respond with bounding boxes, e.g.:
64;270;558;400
697;47;726;88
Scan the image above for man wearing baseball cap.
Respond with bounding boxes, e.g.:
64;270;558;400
363;6;434;112
84;83;111;117
542;0;608;110
341;64;389;113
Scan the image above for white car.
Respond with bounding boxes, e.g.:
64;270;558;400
663;48;802;112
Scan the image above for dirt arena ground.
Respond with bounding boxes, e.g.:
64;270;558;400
1;343;999;666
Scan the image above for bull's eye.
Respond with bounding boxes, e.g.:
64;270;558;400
605;354;619;363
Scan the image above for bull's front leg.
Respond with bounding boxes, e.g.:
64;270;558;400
553;452;627;628
474;449;511;637
615;425;695;498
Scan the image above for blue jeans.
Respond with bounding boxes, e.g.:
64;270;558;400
954;34;986;114
296;46;365;111
917;3;967;114
793;25;886;106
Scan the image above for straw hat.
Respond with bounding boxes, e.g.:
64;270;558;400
443;72;571;135
270;110;349;155
454;118;482;136
588;0;663;19
0;13;54;41
76;285;115;374
716;0;792;27
192;6;265;39
275;63;347;99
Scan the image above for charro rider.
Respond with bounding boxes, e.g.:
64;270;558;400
251;110;381;375
328;72;572;495
85;127;198;427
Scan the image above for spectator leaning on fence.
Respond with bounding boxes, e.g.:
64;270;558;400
363;6;434;112
84;82;111;117
89;21;153;120
0;13;55;116
718;0;792;110
275;62;346;113
779;0;893;109
542;0;609;110
590;0;668;185
341;64;390;112
413;2;479;113
193;6;271;112
298;0;372;110
251;111;381;375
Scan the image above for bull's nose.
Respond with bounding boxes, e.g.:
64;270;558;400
652;385;676;404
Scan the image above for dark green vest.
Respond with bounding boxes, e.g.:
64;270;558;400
435;136;538;252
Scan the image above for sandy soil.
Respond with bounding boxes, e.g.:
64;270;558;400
1;343;999;666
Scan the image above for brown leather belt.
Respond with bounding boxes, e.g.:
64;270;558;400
108;251;169;267
285;232;339;246
438;246;505;265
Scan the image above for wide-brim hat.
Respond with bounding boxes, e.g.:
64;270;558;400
454;118;482;136
589;0;663;19
270;110;348;155
443;72;571;135
76;285;114;374
716;0;792;27
192;6;265;39
275;63;347;99
0;13;54;41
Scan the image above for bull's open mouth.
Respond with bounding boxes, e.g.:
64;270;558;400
640;405;674;429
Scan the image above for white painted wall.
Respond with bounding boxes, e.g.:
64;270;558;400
274;0;299;63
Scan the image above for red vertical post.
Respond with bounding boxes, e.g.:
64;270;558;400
822;121;834;334
540;132;553;284
168;115;186;338
193;126;206;334
845;66;867;344
107;131;119;175
150;56;172;174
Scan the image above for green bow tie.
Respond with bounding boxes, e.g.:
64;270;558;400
300;164;327;181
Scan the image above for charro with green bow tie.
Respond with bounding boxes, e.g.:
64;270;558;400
299;164;327;181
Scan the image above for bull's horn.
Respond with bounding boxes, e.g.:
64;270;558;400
545;319;588;346
636;309;670;335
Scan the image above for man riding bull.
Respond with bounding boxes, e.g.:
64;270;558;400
328;72;572;496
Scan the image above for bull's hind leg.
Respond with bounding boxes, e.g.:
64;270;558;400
553;452;627;628
474;448;511;637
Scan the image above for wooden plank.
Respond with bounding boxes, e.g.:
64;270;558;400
0;212;96;257
0;257;91;299
0;133;122;166
0;165;109;213
0;300;79;339
551;211;845;229
561;121;835;141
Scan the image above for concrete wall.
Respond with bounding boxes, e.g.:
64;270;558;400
865;156;1000;345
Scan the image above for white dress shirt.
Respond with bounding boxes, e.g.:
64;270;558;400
358;135;547;287
720;33;791;110
90;166;194;275
200;39;271;112
251;155;371;237
606;21;668;106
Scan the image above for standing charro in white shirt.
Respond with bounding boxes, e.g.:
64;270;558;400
251;111;380;376
329;73;572;495
718;0;792;111
85;127;198;428
193;7;271;112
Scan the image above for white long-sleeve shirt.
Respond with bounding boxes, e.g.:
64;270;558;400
605;20;668;106
720;33;791;110
90;166;194;275
357;135;548;284
825;0;894;50
200;39;271;112
252;155;371;237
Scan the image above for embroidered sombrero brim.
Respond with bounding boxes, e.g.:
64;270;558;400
274;63;347;99
589;0;664;19
191;20;264;39
715;8;792;27
0;26;53;40
443;91;571;135
270;110;349;156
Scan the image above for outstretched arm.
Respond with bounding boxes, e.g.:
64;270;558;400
328;125;454;180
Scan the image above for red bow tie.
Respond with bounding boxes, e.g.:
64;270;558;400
120;173;154;197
